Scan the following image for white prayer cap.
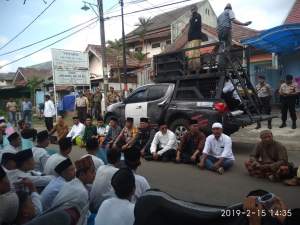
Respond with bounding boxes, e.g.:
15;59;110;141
212;122;223;129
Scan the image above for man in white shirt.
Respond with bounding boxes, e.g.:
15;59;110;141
44;95;56;131
222;77;242;111
7;149;54;189
90;149;121;211
124;147;150;203
198;123;234;175
67;116;85;146
81;137;104;171
44;137;72;176
50;156;96;225
32;130;50;173
95;168;135;225
149;123;177;161
41;158;75;210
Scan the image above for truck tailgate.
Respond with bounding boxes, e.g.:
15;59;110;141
229;114;276;126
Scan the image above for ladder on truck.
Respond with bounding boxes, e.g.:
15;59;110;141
220;50;265;123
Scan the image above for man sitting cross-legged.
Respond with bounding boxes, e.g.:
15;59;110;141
148;122;177;162
198;123;235;175
245;130;289;182
176;119;206;164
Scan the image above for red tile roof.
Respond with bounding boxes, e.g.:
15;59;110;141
165;23;259;52
284;0;300;24
14;67;52;86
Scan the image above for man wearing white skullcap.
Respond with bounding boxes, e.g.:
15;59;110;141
198;122;234;174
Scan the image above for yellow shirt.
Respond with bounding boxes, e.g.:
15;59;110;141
76;96;89;108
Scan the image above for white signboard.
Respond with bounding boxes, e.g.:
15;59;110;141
51;48;90;85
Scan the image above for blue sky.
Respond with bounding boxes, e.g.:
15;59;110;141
0;0;295;73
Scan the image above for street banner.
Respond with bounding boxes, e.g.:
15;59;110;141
51;48;90;85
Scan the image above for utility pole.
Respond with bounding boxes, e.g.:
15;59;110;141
97;0;109;111
120;0;128;92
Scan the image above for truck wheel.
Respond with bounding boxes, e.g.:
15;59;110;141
170;118;189;140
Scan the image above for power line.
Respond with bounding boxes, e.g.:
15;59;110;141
104;0;193;20
0;0;57;51
0;17;98;57
0;19;98;70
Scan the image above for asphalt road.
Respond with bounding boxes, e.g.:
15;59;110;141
66;142;300;209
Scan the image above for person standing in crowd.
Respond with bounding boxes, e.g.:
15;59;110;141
176;119;206;164
113;117;138;151
41;158;75;210
6;98;18;126
85;89;94;117
255;75;273;129
245;130;289;182
50;156;95;225
103;117;122;149
82;116;98;144
279;74;298;129
124;147;150;203
21;98;33;127
31;130;50;172
81;138;104;171
44;137;72;176
186;5;207;71
90;149;121;211
149;122;177;161
198;123;235;175
130;117;156;157
107;87;120;106
49;115;69;141
93;88;103;118
44;95;56;132
7;149;53;189
95;168;135;225
67;116;85;146
217;3;251;52
76;91;89;123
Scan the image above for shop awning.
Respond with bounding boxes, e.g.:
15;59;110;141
241;23;300;54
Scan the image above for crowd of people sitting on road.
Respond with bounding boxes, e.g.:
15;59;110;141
0;113;300;225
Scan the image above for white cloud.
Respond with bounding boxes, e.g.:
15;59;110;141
29;50;52;64
0;60;13;73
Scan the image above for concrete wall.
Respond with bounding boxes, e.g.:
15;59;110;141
280;52;300;80
171;1;217;42
130;39;171;58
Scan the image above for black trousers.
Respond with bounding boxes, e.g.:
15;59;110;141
77;107;87;123
44;117;53;131
145;148;176;162
258;96;272;124
281;96;297;122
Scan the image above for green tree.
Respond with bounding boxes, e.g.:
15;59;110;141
133;51;147;62
134;17;152;53
27;77;43;105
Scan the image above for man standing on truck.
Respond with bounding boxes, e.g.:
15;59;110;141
255;75;273;129
217;3;251;63
186;5;207;72
279;75;298;129
198;123;235;175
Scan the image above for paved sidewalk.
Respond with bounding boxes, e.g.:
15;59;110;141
232;112;300;151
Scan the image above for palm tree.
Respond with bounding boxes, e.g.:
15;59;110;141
107;39;126;89
133;51;147;62
134;17;152;54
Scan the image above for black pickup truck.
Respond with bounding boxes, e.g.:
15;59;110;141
105;44;273;138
